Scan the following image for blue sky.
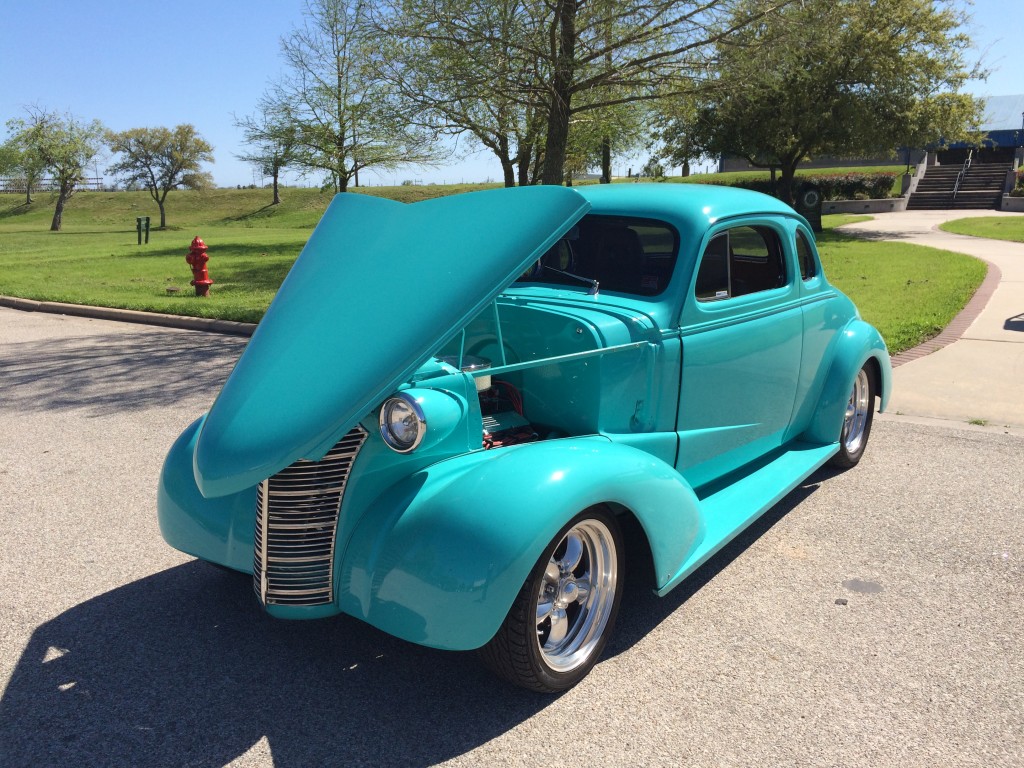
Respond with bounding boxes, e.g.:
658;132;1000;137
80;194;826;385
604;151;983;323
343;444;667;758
2;0;1020;188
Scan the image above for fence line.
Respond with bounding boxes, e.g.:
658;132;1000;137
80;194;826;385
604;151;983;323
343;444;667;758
0;177;105;194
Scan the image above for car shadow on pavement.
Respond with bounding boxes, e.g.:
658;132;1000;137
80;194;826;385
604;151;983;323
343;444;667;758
0;561;549;767
0;465;829;767
609;474;824;655
0;331;246;415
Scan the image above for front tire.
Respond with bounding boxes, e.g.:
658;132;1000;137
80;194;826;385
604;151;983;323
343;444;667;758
478;506;623;692
829;364;875;468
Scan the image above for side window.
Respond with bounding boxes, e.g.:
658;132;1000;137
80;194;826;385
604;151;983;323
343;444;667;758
694;233;729;300
695;225;786;302
796;230;817;281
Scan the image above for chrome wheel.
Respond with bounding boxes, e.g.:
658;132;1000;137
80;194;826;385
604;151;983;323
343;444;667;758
841;368;871;455
830;364;875;469
478;507;623;692
535;519;618;673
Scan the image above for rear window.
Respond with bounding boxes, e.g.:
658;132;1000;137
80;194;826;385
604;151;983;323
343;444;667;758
516;215;679;296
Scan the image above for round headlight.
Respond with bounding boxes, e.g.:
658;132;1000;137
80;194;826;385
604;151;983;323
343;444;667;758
379;394;426;453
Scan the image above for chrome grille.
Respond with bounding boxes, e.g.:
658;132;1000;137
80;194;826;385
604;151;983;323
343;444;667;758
253;426;368;607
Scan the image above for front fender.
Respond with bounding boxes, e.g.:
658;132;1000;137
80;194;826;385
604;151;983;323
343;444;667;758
157;415;257;572
804;319;892;445
338;437;702;651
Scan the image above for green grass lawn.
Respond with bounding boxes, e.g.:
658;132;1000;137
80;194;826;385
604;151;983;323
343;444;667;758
938;215;1024;243
0;190;985;353
817;217;986;353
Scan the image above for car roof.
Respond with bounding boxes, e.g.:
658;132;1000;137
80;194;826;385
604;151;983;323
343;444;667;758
575;183;803;232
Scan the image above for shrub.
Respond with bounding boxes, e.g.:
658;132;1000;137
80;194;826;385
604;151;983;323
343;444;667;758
705;171;897;200
810;172;897;200
641;159;665;178
1011;171;1024;198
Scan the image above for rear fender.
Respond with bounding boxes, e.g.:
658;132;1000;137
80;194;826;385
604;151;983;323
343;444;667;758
338;437;702;651
804;320;892;445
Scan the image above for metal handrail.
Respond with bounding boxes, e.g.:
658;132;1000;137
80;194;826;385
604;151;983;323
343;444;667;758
952;149;973;201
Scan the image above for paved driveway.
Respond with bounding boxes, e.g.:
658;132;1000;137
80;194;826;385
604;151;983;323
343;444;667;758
1;308;1021;767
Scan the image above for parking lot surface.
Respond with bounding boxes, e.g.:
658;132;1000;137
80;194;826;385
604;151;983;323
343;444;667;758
1;307;1021;767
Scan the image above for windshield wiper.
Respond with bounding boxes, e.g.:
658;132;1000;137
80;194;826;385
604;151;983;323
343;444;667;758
542;265;599;295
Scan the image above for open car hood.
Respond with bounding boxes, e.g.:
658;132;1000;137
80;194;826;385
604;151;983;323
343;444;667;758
194;186;591;497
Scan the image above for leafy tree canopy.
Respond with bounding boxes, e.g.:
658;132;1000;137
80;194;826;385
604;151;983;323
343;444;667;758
106;124;214;228
6;108;104;230
268;0;442;192
667;0;984;200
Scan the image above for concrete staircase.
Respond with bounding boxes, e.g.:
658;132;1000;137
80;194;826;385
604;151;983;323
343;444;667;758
907;162;1010;210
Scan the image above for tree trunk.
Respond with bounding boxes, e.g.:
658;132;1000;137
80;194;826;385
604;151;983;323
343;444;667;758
497;135;515;187
25;185;33;205
540;0;578;185
272;170;281;205
500;158;515;188
50;192;67;231
778;163;796;205
158;198;167;229
517;148;532;186
682;159;690;177
600;137;611;183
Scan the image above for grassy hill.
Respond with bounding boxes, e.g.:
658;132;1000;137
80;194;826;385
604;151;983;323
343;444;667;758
0;178;983;352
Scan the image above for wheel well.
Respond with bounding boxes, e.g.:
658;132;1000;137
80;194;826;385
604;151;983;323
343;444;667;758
607;503;657;590
864;355;882;404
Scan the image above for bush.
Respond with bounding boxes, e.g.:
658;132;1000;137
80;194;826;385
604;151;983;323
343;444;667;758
809;172;897;200
641;159;665;178
705;171;897;200
1011;171;1024;198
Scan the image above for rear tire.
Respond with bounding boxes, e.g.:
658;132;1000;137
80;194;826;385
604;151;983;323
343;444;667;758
829;364;875;468
478;506;623;692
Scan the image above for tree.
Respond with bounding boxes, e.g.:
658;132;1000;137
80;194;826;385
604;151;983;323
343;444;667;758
562;99;650;183
377;0;550;187
6;109;104;230
532;0;781;185
271;0;440;192
106;125;214;229
651;95;701;176
383;0;779;186
235;100;297;204
0;123;48;205
678;0;984;202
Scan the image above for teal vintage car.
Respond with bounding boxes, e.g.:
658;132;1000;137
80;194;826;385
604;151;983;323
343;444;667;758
158;184;891;692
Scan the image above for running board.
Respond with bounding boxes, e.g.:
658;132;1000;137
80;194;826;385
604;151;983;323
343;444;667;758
656;441;838;596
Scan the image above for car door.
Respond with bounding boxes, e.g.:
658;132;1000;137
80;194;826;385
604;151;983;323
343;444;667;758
784;224;848;440
675;220;803;489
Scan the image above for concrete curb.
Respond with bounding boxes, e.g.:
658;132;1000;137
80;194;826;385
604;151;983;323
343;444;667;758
0;296;256;337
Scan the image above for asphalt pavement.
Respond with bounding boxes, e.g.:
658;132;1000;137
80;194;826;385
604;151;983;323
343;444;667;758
0;304;1021;767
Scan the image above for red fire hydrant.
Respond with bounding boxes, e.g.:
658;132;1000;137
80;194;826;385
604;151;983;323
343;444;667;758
185;236;214;297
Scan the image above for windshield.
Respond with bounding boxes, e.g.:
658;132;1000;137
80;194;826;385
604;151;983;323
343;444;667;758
515;214;679;296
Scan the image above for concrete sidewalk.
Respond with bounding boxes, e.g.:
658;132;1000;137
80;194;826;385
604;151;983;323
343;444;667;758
841;210;1024;431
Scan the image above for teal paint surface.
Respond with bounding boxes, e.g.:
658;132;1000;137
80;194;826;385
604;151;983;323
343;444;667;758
194;186;590;498
158;184;892;653
338;438;703;650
